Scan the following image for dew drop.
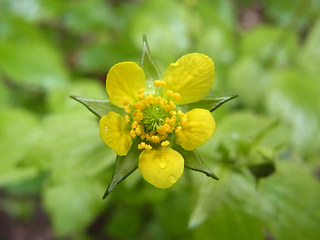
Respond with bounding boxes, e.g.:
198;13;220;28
159;161;166;169
168;175;176;183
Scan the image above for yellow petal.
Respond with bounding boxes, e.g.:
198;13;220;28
176;108;215;150
106;62;145;108
138;147;184;189
163;53;214;105
99;112;132;156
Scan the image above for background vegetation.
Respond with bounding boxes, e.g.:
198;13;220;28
0;0;320;239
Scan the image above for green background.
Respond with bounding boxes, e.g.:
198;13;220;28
0;0;320;239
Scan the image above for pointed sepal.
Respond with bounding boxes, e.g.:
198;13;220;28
178;95;238;113
70;96;124;117
140;35;162;93
102;144;141;199
173;145;219;180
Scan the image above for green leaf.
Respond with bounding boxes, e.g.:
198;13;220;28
299;18;320;74
26;111;114;183
70;96;124;118
174;145;218;180
0;17;69;90
103;144;141;199
131;0;190;64
189;167;231;228
258;162;320;240
139;35;162;93
248;162;276;180
0;108;40;185
240;25;298;66
266;70;320;154
193;203;264;240
178;95;238;113
43;179;105;237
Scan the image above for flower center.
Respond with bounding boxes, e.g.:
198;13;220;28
123;81;184;150
141;104;169;132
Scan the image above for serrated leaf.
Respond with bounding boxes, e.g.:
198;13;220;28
178;95;238;113
70;96;124;118
173;145;218;180
103;144;141;199
140;35;162;93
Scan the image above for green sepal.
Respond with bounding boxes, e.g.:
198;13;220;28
103;143;141;199
140;35;162;94
173;145;219;180
248;162;276;181
70;96;124;118
178;95;238;113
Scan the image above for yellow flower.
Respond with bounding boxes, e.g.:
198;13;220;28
99;53;216;188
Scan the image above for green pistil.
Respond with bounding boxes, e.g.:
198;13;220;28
141;104;169;132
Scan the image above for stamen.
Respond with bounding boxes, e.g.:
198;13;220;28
178;111;184;117
138;142;146;149
137;88;145;94
175;126;182;133
145;144;152;150
124;105;131;114
173;93;181;100
151;135;160;143
123;99;129;106
125;115;130;123
154;80;166;87
161;140;170;147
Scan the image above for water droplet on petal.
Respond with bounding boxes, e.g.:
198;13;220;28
168;175;176;183
159;161;166;169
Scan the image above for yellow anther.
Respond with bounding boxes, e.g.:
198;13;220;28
145;144;152;150
161;140;170;147
165;104;172;112
166;117;176;127
181;117;187;126
157;125;167;135
154;80;167;87
170;101;176;109
130;130;136;138
123;99;130;106
132;121;138;128
178;111;184;117
173;92;181;100
138;94;144;100
149;130;156;137
166;90;174;97
135;128;141;136
151;135;160;143
159;133;168;141
138;142;146;149
175;126;182;133
163;123;172;132
137;88;145;94
134;111;144;122
125;115;130;123
140;132;146;140
145;133;151;141
170;111;177;116
136;124;144;136
125;105;131;114
146;94;154;101
154;96;161;103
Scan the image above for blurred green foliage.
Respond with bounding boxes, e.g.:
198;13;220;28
0;0;320;239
